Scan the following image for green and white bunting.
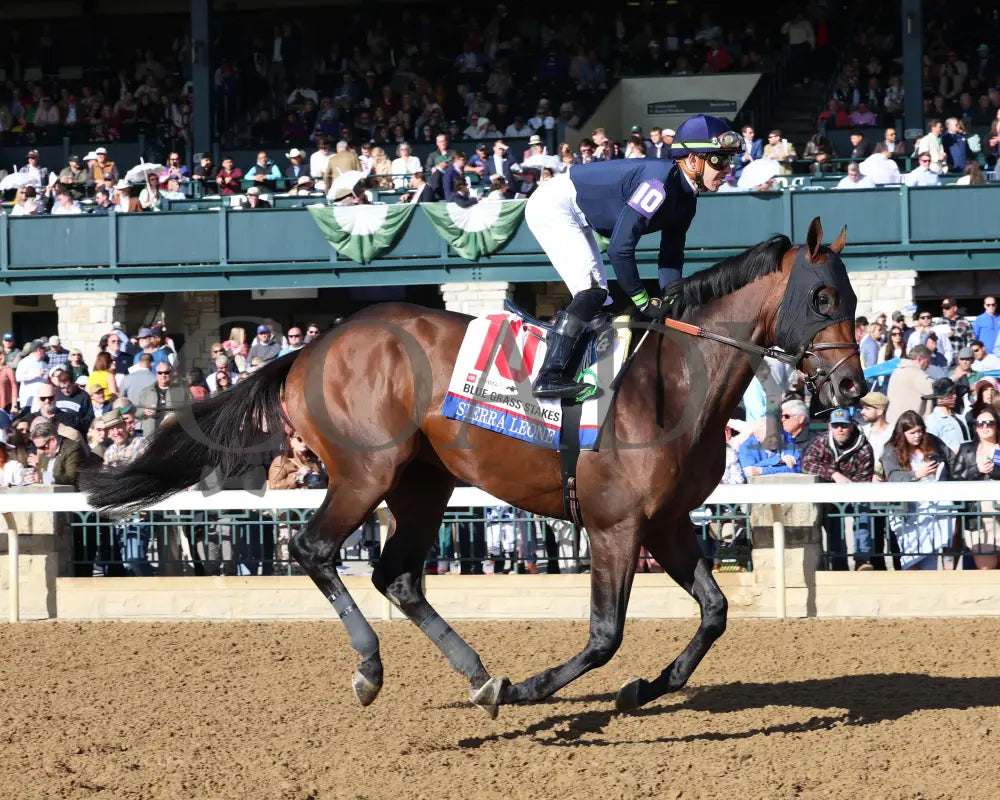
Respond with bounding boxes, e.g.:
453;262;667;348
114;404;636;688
422;199;526;261
308;202;417;265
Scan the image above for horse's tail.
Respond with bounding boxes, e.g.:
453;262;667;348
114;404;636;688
80;350;302;517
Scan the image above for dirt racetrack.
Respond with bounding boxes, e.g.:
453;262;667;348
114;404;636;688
3;617;1000;799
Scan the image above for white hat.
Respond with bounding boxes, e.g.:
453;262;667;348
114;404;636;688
663;128;676;137
75;375;89;387
83;151;99;161
528;134;542;145
726;418;749;434
114;178;130;190
0;428;13;448
296;175;314;186
48;335;61;346
286;148;305;159
246;186;261;195
95;147;108;155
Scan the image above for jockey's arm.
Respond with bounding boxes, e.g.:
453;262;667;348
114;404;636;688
657;227;686;290
607;206;652;307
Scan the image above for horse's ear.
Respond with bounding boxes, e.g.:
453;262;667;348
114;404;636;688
830;225;848;254
805;217;823;263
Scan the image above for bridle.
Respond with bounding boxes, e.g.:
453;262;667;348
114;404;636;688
653;317;859;395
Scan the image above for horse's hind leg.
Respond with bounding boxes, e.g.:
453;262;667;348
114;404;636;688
372;463;506;717
288;488;385;707
499;524;641;706
616;522;727;712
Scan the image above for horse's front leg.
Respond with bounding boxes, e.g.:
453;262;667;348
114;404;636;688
616;521;727;711
500;523;641;705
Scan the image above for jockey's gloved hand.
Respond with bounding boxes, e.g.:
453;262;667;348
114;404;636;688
632;290;668;322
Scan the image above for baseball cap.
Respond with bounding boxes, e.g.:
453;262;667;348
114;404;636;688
2;332;13;341
631;125;642;133
137;327;154;339
257;324;271;334
829;408;851;424
48;335;61;346
959;346;976;359
27;149;39;157
68;154;81;162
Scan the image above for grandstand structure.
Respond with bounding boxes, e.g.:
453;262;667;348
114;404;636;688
0;0;993;365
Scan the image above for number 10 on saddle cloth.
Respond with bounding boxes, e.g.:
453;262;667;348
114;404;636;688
441;313;631;451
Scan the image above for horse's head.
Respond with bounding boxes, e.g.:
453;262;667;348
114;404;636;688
774;217;867;408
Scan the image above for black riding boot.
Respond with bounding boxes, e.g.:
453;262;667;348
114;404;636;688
531;311;590;399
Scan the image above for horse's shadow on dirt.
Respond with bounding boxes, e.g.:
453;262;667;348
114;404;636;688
449;674;1000;749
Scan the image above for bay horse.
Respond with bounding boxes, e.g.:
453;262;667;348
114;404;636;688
82;217;865;717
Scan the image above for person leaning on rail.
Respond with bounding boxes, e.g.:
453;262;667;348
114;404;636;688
801;407;875;570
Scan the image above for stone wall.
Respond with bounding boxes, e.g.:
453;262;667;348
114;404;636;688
178;291;221;370
439;282;511;317
851;270;918;322
52;292;126;359
532;282;573;320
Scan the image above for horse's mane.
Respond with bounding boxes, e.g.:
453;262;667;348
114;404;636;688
667;234;793;318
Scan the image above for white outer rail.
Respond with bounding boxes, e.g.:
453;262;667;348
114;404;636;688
6;482;1000;622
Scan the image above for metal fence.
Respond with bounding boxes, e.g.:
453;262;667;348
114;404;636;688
62;503;753;578
821;500;1000;571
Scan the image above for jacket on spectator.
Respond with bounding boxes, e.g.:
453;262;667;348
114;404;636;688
885;358;933;427
880;432;954;481
737;431;801;475
248;341;281;365
54;385;94;435
38;436;88;488
801;427;874;482
483;153;515;187
323;150;363;191
136;384;186;438
267;453;326;489
123;366;155;402
974;311;1000;354
952;441;1000;481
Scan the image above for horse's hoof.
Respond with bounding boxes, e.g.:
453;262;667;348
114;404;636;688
616;679;643;713
469;676;510;719
352;669;382;707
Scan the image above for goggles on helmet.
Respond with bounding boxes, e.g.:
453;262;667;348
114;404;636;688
675;129;743;159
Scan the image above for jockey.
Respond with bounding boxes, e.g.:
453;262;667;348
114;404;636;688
526;113;742;399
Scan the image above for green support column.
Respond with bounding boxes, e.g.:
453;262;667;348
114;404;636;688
191;0;213;159
902;0;923;137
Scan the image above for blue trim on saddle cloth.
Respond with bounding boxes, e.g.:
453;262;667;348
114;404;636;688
441;391;600;450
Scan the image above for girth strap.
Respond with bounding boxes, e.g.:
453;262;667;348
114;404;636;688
559;399;584;527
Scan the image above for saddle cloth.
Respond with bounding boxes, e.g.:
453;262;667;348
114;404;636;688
441;312;631;451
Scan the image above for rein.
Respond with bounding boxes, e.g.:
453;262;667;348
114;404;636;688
653;317;859;393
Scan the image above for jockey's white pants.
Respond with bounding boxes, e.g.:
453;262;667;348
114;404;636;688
525;173;610;300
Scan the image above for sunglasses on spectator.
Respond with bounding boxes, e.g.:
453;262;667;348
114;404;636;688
156;370;171;375
830;422;851;429
288;334;302;339
37;395;55;401
977;420;997;428
987;303;997;307
781;414;795;420
919;314;931;320
212;348;225;353
891;331;902;336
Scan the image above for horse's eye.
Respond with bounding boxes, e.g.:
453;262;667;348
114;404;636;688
812;286;839;316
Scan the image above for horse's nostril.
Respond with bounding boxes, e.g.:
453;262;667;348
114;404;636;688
839;377;859;398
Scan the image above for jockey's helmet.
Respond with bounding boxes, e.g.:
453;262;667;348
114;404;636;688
671;114;743;167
